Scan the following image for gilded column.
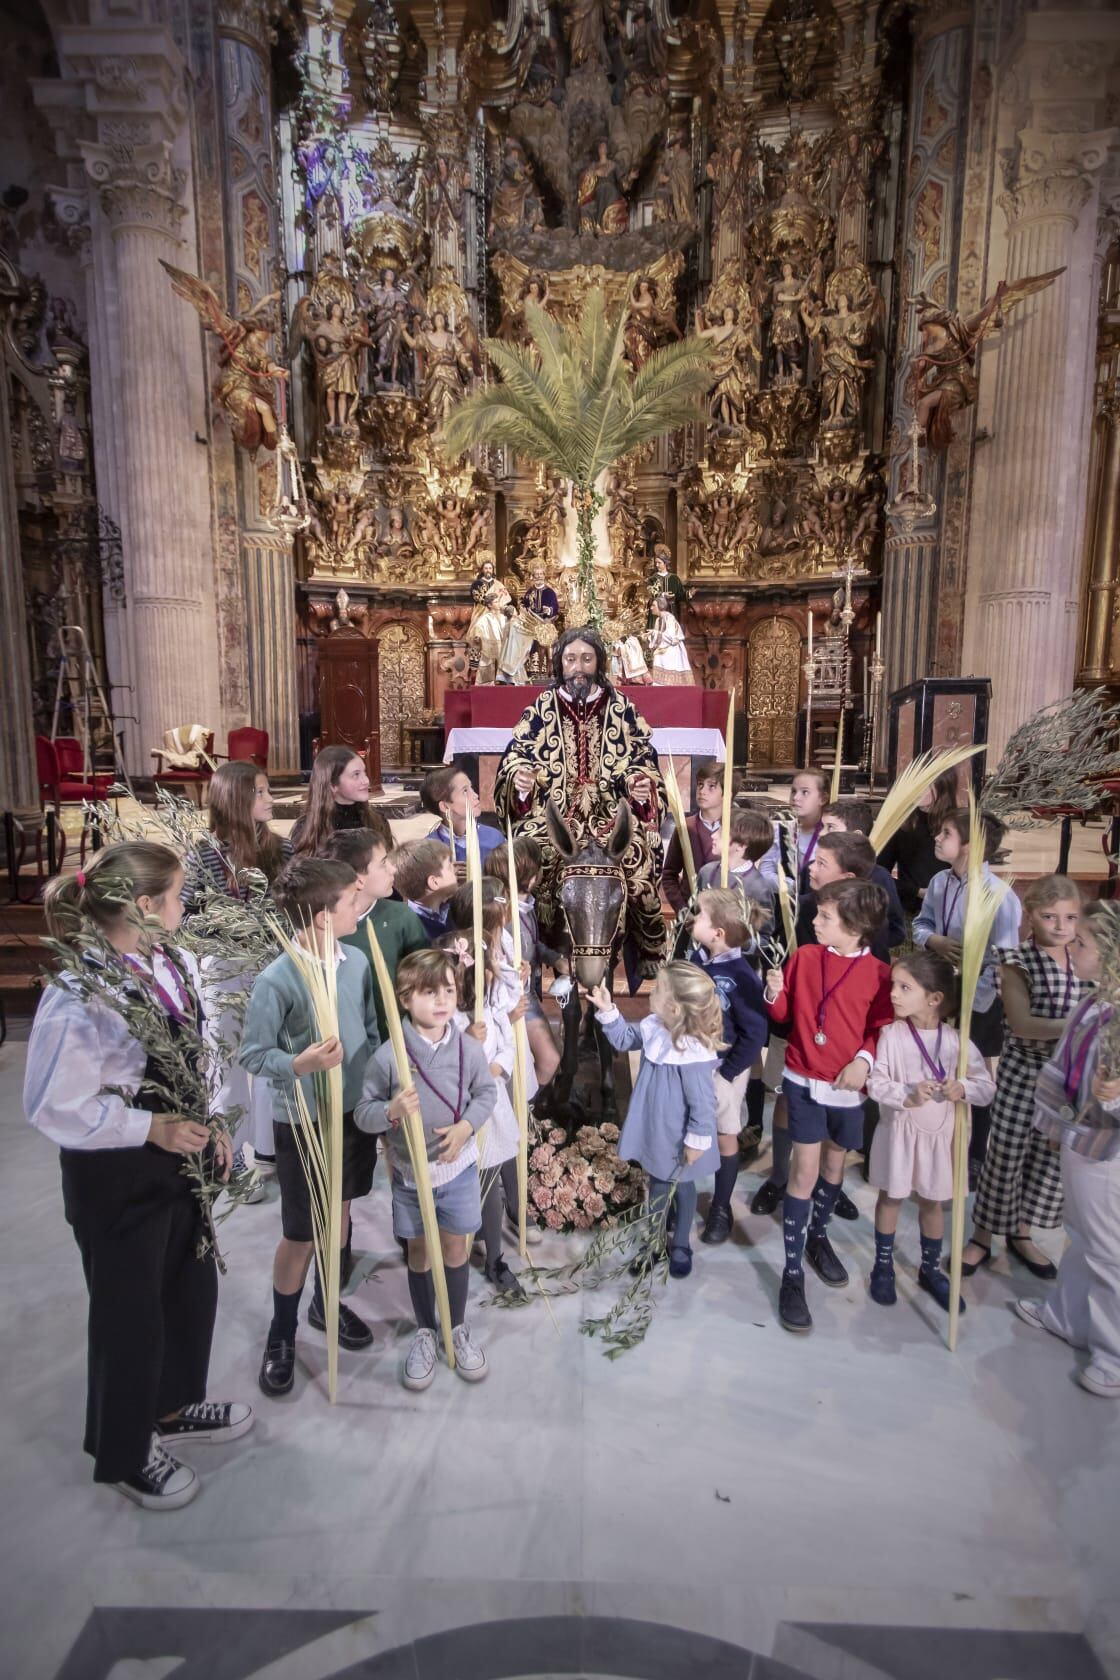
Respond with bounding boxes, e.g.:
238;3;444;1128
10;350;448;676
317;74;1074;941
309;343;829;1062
966;123;1116;756
1080;381;1120;683
880;3;971;705
79;136;222;760
216;0;299;773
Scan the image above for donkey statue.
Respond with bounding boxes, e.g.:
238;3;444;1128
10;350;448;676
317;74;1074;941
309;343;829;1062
543;797;634;1133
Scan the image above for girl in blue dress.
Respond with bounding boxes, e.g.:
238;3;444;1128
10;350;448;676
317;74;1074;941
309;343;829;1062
588;961;724;1277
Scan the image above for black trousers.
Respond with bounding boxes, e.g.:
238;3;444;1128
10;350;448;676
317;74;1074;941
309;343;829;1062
60;1144;218;1483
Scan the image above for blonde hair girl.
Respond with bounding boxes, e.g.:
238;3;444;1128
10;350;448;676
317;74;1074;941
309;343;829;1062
589;961;725;1279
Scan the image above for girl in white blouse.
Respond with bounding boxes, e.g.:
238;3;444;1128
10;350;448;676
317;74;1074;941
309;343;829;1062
24;843;252;1510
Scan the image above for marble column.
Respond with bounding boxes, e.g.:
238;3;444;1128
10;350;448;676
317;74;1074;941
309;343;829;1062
79;138;221;762
966;125;1117;757
0;261;39;818
216;0;299;770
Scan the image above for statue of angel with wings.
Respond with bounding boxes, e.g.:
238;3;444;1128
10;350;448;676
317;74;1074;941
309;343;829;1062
160;262;287;456
906;268;1063;451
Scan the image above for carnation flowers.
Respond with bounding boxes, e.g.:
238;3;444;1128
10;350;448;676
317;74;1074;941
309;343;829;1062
527;1122;644;1233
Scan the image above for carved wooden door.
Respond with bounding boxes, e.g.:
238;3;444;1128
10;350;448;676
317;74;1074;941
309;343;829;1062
377;623;427;767
318;628;382;792
747;617;800;769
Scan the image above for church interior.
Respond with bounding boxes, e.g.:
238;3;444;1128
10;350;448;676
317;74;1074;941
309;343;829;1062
2;0;1120;1676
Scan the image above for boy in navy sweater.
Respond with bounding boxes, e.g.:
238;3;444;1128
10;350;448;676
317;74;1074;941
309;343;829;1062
797;827;906;960
764;878;893;1335
391;837;458;942
690;888;769;1244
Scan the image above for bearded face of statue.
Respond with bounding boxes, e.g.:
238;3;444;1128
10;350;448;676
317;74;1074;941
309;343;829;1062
560;636;599;701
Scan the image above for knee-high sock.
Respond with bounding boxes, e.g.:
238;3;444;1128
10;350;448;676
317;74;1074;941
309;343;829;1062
407;1267;437;1332
445;1260;470;1328
499;1156;520;1222
673;1180;698;1247
782;1193;812;1279
711;1152;739;1211
807;1177;842;1243
310;1252;344;1318
746;1078;766;1132
770;1125;793;1189
269;1285;302;1344
480;1174;505;1268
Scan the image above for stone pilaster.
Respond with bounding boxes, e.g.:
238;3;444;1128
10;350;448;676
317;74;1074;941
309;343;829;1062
880;3;971;707
79;131;221;762
0;259;40;818
1080;383;1120;684
215;0;300;772
965;122;1117;755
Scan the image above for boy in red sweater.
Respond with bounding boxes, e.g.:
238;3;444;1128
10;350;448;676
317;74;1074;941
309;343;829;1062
764;878;892;1333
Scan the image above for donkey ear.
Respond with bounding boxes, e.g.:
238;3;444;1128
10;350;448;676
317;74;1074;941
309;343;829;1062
545;798;577;862
607;799;633;861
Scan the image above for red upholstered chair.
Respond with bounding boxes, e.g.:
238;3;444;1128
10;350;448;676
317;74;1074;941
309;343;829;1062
36;736;113;812
152;730;216;806
226;726;269;769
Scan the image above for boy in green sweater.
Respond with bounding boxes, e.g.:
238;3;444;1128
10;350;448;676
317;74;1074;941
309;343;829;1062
239;857;381;1400
325;827;429;1043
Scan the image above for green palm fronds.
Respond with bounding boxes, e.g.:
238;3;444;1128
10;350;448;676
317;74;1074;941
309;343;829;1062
441;293;713;625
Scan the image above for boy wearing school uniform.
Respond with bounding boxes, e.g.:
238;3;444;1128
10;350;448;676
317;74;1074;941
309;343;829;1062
391;837;459;942
355;948;497;1390
663;759;729;913
764;878;893;1334
239;858;381;1398
324;828;429;1043
689;888;769;1244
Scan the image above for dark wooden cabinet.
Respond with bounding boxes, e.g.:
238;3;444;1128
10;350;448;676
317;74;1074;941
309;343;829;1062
317;627;382;793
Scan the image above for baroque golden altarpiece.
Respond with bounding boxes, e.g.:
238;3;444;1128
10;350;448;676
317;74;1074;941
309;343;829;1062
266;0;911;769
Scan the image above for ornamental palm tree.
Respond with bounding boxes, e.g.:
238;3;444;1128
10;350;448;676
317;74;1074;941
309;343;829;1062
441;291;715;627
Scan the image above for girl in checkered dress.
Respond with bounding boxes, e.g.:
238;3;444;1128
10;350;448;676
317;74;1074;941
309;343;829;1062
963;877;1088;1279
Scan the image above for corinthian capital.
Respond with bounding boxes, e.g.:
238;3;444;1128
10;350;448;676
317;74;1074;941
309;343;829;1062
80;137;186;237
999;126;1118;229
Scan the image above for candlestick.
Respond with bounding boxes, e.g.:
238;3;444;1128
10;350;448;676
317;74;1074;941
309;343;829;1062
875;611;882;658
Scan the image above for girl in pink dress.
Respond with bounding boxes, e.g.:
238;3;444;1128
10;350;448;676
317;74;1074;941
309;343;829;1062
866;952;995;1312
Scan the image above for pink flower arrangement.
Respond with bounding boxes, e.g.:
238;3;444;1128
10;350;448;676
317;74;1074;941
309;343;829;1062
524;1117;646;1233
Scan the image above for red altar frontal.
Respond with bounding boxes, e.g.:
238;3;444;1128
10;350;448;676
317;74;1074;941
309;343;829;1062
443;686;731;812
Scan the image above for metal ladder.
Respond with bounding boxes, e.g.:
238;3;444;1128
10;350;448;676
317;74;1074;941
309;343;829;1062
49;624;134;797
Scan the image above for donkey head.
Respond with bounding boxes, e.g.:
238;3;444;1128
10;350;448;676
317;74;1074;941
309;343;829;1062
548;798;631;990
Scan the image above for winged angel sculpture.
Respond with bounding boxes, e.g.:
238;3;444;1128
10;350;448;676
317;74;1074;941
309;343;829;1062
161;262;287;456
906;269;1063;452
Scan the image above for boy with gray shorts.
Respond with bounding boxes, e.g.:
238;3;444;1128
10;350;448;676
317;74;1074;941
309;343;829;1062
355;949;496;1389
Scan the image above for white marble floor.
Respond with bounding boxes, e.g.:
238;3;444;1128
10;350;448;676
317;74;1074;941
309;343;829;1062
1;1029;1117;1680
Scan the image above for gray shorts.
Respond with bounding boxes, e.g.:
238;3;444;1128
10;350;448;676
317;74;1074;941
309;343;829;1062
391;1162;482;1238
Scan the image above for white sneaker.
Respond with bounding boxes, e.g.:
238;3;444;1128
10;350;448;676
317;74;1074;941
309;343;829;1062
451;1322;488;1382
1078;1364;1120;1398
1014;1298;1069;1342
402;1328;438;1391
505;1214;543;1249
158;1400;254;1445
115;1433;199;1511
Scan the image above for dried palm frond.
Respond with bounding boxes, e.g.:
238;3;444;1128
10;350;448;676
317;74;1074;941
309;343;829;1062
465;804;485;1027
663;754;698;901
720;690;736;888
982;689;1120;826
774;829;797;957
947;791;1009;1353
867;743;986;856
506;823;532;1260
365;919;456;1370
268;914;345;1400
